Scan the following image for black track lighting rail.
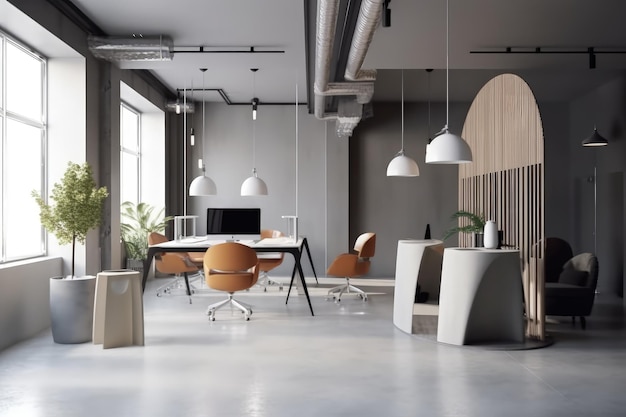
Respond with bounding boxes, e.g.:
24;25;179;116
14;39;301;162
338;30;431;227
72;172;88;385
172;46;284;54
470;47;626;69
175;88;306;106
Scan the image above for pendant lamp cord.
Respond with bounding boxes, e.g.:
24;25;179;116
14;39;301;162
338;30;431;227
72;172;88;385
401;69;405;151
445;0;450;131
201;68;206;174
427;70;432;141
183;84;187;215
190;79;194;144
252;69;257;171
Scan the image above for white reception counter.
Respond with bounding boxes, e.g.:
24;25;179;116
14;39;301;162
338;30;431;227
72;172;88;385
393;239;444;334
437;248;525;346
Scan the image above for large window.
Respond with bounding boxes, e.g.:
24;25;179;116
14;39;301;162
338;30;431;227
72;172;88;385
0;32;47;262
120;103;141;205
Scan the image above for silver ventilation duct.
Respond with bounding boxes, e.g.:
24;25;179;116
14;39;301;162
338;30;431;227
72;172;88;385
314;0;383;137
344;0;383;82
88;35;173;62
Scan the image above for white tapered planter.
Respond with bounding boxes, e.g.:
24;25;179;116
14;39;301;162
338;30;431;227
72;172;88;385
483;220;499;249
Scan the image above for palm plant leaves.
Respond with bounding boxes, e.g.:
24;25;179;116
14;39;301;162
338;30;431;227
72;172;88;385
443;210;486;241
121;201;172;260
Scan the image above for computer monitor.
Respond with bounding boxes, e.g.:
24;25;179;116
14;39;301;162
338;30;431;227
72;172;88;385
206;208;261;241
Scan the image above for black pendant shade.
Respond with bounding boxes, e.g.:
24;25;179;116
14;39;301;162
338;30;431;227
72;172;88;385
582;128;608;147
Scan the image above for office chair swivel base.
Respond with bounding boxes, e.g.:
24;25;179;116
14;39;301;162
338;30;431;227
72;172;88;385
155;272;201;304
258;272;283;292
326;279;368;302
206;294;253;321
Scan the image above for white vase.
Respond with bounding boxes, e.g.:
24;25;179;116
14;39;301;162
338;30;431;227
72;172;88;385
483;220;498;249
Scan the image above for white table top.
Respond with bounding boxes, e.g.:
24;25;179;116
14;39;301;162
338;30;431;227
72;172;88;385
151;236;303;249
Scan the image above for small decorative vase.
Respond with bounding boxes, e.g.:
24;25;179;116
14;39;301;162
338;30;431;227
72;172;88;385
483;220;498;249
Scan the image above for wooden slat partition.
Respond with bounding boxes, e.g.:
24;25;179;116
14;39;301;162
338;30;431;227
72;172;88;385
459;74;545;341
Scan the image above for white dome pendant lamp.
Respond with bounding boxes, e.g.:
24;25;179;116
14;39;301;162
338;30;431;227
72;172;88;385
387;69;419;177
189;68;217;196
425;0;472;164
241;68;268;196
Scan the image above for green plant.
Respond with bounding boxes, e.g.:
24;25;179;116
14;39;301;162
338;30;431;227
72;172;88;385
32;162;108;278
120;201;172;261
443;210;486;241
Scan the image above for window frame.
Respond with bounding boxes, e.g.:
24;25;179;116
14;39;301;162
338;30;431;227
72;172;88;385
0;30;47;263
120;101;142;206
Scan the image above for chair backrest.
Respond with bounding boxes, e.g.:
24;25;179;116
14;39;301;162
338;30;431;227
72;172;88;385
354;232;376;259
261;229;284;239
544;237;573;283
204;242;260;291
147;232;197;274
148;232;168;246
563;252;599;290
204;242;259;274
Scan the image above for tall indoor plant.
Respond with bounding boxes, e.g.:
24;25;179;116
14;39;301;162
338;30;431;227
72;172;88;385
120;200;172;271
32;161;108;343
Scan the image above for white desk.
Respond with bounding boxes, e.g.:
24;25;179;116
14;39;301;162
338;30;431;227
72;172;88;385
393;239;443;334
143;237;318;316
437;248;524;345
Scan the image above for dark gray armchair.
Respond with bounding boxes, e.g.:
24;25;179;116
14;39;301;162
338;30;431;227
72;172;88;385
545;253;599;329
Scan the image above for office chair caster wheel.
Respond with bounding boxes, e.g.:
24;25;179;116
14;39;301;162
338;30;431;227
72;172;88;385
279;286;283;291
264;287;267;292
209;316;215;321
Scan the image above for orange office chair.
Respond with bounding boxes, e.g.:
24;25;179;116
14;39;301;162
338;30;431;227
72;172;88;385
257;229;286;291
148;232;200;303
203;242;260;321
326;232;376;302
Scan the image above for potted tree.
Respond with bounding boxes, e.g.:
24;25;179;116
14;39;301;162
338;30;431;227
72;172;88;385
32;162;108;344
443;210;486;247
120;201;172;272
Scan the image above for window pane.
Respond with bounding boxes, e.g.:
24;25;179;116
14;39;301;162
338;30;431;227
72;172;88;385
0;40;3;109
5;119;43;259
121;106;139;152
121;151;139;205
6;41;42;122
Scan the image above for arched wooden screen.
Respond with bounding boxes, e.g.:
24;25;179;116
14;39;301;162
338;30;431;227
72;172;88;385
460;73;545;341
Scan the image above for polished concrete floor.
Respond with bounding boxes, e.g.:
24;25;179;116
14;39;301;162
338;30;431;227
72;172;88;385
1;275;626;417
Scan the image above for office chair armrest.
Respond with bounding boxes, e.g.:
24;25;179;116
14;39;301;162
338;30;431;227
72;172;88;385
327;253;359;277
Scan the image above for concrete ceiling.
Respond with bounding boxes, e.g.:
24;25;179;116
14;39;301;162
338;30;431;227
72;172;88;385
67;0;626;105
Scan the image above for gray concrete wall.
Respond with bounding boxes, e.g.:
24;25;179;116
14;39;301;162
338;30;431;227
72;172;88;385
187;104;348;277
349;101;468;277
568;76;626;296
0;258;62;350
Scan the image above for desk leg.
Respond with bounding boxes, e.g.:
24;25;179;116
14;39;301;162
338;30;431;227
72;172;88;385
141;249;156;292
286;265;297;302
302;238;319;284
285;248;314;316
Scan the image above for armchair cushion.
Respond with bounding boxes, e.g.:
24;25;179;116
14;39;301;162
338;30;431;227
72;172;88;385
558;269;588;286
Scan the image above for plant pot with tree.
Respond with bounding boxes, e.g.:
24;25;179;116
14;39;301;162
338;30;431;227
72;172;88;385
120;201;172;273
32;162;108;344
443;210;486;247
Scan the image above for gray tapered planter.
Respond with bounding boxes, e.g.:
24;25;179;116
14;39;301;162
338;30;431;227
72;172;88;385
49;275;96;344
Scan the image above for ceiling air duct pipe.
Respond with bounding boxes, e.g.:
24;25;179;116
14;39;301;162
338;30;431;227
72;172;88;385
314;0;382;136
